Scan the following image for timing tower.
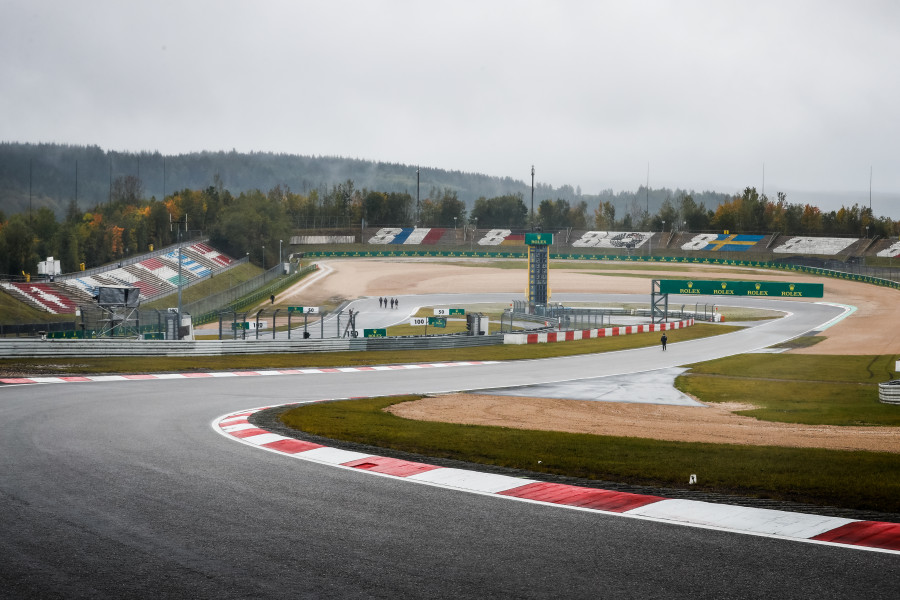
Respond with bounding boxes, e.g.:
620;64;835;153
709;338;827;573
525;232;553;307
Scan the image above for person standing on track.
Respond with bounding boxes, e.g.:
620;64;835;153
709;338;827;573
661;332;668;351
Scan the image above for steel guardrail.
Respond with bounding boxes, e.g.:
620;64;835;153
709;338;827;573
0;332;503;358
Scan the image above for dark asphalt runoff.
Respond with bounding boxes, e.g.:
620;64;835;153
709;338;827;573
1;295;897;599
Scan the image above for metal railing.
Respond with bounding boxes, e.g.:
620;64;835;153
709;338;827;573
187;264;314;325
54;234;208;282
0;332;504;358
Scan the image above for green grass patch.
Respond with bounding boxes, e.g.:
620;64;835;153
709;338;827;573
142;262;264;310
279;395;900;513
676;354;900;426
0;322;738;376
771;335;825;349
682;353;898;383
385;321;469;335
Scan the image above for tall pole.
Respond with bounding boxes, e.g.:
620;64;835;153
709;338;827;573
645;163;649;217
177;235;182;336
279;239;283;265
416;167;420;226
869;166;873;212
531;165;535;229
646;163;651;259
176;214;186;340
28;159;32;226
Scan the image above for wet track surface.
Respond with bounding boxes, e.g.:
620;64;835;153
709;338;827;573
2;295;897;598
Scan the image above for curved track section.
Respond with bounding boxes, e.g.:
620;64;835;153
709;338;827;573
2;295;897;598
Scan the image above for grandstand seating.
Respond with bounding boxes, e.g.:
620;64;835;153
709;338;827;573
367;227;452;244
192;242;233;267
160;249;212;278
877;241;900;258
572;231;649;249
773;237;856;255
680;233;766;252
4;242;239;316
477;230;527;246
360;229;877;256
0;282;79;314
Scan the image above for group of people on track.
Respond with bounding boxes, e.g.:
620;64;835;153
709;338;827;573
379;297;399;309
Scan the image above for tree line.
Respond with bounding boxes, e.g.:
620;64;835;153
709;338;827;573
0;142;736;221
639;187;892;237
1;173;896;279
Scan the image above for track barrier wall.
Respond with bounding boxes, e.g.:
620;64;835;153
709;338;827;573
504;319;694;344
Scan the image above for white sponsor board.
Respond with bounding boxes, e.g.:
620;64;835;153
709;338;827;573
773;237;855;255
681;233;720;251
478;229;512;245
410;317;428;326
877;241;900;258
572;231;649;249
369;228;404;244
290;235;355;244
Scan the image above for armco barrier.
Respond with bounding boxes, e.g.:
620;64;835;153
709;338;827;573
878;380;900;405
504;318;694;344
0;333;502;358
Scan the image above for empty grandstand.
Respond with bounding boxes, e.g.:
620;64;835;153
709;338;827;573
1;241;239;316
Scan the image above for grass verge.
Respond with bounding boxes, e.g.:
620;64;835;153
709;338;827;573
279;394;900;514
676;353;900;426
142;262;263;310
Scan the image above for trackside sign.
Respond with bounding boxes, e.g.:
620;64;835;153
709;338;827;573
658;280;824;297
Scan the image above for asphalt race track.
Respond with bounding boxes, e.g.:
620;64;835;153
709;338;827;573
1;295;897;599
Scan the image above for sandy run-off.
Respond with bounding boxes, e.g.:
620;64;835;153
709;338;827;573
280;257;900;451
387;394;900;454
283;257;899;355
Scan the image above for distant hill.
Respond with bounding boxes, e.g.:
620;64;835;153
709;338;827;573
0;142;730;217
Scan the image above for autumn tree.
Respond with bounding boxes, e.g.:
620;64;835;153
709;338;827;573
593;200;616;230
470;193;527;228
110;175;143;206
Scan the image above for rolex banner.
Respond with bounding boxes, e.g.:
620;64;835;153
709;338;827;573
658;280;824;297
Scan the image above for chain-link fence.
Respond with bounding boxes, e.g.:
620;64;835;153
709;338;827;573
188;263;318;326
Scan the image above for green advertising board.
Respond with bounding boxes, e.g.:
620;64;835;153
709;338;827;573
448;308;465;315
427;317;447;328
658;280;824;298
364;328;387;338
231;322;250;329
524;232;553;245
288;306;319;313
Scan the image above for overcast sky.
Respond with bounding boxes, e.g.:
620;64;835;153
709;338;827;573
2;1;899;214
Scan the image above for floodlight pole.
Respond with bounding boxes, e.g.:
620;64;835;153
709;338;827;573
530;165;535;230
174;213;188;339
